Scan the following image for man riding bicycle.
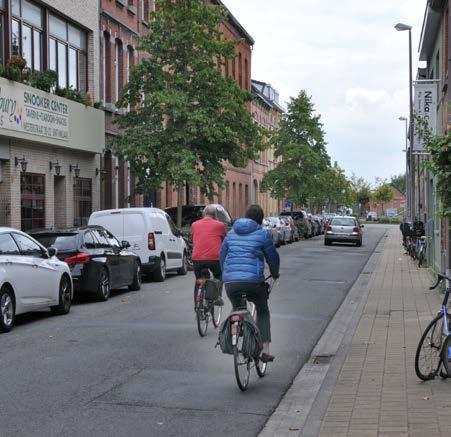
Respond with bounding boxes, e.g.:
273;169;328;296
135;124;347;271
191;204;227;307
220;204;280;363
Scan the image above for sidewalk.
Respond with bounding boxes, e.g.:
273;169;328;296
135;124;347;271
261;227;451;437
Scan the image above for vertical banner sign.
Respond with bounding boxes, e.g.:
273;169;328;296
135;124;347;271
413;82;437;151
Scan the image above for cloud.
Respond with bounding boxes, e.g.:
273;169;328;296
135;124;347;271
222;0;426;182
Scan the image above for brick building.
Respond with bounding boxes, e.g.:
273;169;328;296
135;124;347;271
98;0;154;210
0;0;104;231
367;185;406;217
250;80;284;216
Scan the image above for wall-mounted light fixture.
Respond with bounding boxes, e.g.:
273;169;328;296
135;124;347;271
49;161;61;176
69;164;80;178
14;156;28;173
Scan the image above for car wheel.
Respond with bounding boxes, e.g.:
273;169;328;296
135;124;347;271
324;240;332;246
128;262;142;291
153;255;166;282
51;275;72;315
0;286;15;333
96;267;111;301
177;252;188;276
356;240;362;247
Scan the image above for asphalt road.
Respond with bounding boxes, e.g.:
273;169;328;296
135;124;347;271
0;224;388;437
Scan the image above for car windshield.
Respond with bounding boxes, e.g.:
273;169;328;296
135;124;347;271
331;218;356;226
32;233;78;251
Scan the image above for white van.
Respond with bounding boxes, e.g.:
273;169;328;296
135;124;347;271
88;208;188;281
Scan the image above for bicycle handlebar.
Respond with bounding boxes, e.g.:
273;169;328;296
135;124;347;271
429;273;451;290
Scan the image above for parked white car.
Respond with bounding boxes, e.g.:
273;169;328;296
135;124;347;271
88;208;188;281
0;228;73;333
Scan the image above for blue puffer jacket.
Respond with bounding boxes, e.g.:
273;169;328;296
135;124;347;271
220;218;280;283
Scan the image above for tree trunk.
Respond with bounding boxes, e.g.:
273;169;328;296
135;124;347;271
177;185;184;228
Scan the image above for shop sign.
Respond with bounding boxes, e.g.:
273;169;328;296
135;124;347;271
0;83;69;141
413;82;436;151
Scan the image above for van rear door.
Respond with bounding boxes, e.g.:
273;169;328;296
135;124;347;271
121;211;147;263
89;211;124;241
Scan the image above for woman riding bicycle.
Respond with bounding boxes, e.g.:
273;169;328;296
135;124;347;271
220;204;280;363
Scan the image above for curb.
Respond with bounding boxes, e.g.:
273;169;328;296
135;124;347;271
259;232;388;437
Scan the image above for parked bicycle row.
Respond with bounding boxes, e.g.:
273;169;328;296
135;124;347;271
400;218;427;267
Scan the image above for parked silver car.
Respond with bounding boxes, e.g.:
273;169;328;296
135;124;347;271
266;216;290;245
262;218;280;247
324;216;363;246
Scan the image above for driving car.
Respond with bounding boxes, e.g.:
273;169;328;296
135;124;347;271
324;216;364;246
30;226;141;301
0;227;73;333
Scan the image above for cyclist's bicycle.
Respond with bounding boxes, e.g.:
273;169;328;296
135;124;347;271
194;268;222;337
229;276;276;391
415;273;451;380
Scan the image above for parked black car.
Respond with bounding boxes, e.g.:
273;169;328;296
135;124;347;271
30;226;141;301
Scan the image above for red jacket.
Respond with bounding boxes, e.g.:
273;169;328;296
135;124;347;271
192;217;227;261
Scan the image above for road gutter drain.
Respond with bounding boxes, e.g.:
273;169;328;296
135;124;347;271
312;355;333;364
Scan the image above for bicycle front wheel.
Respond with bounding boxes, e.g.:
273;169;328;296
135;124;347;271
415;313;445;380
441;334;451;377
196;301;209;337
233;336;251;391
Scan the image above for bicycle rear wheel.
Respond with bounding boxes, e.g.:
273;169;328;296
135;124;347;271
415;313;444;380
211;304;222;328
196;298;209;337
233;334;251;391
250;303;267;377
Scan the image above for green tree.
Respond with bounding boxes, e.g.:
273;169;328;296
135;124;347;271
261;90;330;209
350;175;372;215
112;0;264;226
372;181;394;216
390;173;406;194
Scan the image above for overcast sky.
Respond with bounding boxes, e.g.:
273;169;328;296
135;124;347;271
222;0;426;185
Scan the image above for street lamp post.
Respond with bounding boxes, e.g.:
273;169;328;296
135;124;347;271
395;23;414;221
398;116;409;218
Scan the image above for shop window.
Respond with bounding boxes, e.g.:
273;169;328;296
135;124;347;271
21;173;45;231
73;178;92;227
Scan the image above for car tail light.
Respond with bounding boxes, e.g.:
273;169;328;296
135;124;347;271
353;227;360;233
148;232;156;250
326;225;332;232
65;252;91;266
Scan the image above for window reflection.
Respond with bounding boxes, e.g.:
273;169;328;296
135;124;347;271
22;24;32;68
58;42;67;87
33;30;41;70
12;19;20;56
69;47;77;88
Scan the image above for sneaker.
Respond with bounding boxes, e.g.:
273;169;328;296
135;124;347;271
215;296;224;306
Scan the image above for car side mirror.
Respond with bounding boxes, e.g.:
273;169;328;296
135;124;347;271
47;247;58;257
121;240;131;249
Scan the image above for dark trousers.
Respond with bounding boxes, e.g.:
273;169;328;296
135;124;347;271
193;260;222;303
225;281;271;343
